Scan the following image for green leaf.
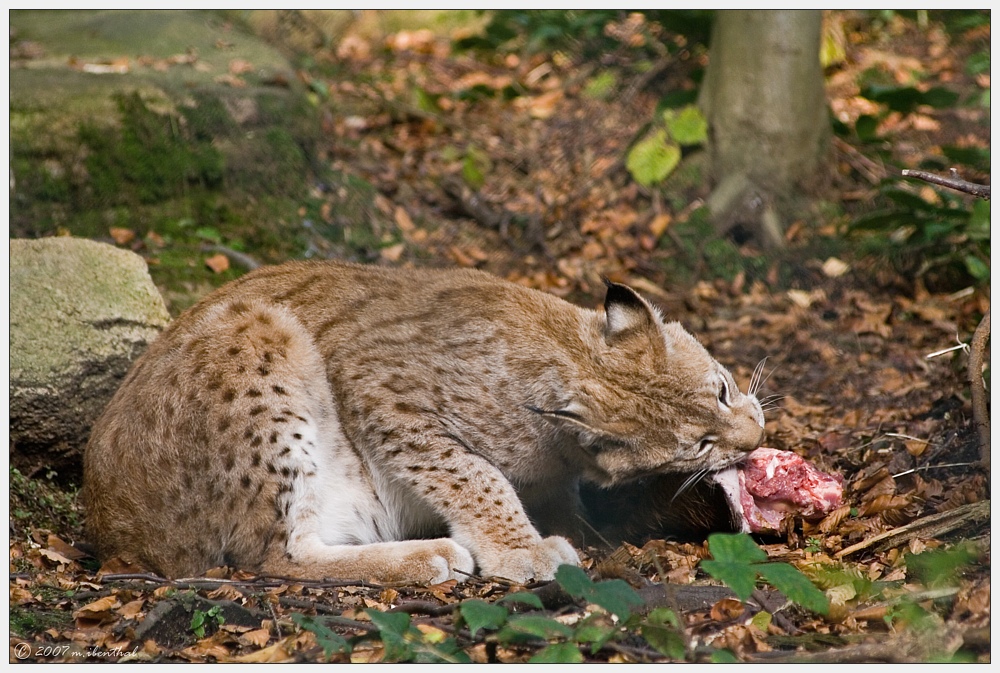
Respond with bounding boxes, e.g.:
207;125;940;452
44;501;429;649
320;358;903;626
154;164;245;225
367;610;414;662
710;648;741;663
641;608;686;659
707;533;768;564
702;534;769;600
497;592;544;610
583;71;617;100
855;114;879;141
920;87;960;109
194;226;222;244
291;614;351;659
964;255;990;280
756;563;829;615
664;105;707;145
555;565;643;620
190;610;206;638
413;87;440;114
462;145;491;189
968;199;991;240
657;89;699;111
882;187;934;211
458;599;509;638
626;129;681;187
942;145;990;172
701;561;757;601
572;614;619;653
750;610;772;632
861;84;958;113
861;84;923;114
529;641;584;663
907;544;979;588
554;564;595;595
497;615;574;644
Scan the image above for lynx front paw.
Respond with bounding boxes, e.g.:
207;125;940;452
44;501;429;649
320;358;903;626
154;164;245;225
407;539;476;584
478;536;580;583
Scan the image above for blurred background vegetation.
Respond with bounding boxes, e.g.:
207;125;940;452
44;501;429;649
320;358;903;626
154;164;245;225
9;10;990;313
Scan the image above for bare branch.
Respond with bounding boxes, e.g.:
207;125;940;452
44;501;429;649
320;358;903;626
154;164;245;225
901;168;991;199
969;310;990;471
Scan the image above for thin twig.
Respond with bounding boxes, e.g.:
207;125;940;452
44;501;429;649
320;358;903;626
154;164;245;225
204;244;262;271
901;168;991;200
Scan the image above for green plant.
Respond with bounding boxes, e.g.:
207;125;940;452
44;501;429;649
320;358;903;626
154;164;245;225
367;610;471;663
190;605;225;638
9;468;82;533
850;183;989;289
700;533;829;615
626;104;707;188
291;613;352;660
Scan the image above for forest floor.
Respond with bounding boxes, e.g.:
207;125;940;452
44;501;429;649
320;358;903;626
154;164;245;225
9;11;990;663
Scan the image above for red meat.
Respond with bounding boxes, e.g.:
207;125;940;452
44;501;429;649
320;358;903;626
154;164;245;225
712;448;843;534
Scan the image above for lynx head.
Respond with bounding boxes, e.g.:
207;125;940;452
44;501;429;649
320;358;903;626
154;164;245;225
535;281;765;486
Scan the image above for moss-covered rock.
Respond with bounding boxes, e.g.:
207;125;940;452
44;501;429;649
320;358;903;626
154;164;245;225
8;10;326;310
10;238;170;476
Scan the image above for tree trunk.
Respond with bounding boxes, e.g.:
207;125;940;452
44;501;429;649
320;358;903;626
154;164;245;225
700;10;829;248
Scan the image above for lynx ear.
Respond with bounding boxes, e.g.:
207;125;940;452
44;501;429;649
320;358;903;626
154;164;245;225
602;279;657;344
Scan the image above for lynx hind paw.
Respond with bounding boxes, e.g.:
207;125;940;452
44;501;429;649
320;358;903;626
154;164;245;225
480;536;580;583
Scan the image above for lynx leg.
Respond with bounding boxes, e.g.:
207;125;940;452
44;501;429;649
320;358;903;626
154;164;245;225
262;537;474;584
182;300;473;583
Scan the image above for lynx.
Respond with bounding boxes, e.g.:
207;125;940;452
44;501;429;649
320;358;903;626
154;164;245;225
83;261;764;584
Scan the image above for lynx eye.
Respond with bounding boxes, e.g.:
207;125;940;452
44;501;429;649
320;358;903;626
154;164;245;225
695;436;716;457
718;377;731;407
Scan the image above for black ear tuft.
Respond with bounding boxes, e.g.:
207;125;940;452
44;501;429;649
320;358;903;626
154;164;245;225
603;281;655;343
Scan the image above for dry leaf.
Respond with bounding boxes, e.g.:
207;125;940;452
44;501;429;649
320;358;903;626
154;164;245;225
11;586;36;605
207;584;244;602
239;628;272;649
229;58;254;75
227;635;296;663
117;599;145;618
710;598;745;622
818;504;853;533
74;595;121;625
822;257;850;278
860;494;912;516
449;245;480;268
205;253;230;274
38;548;73;566
109;227;136;245
649;213;671;238
214;73;247;88
47;534;88;560
204;565;232;579
394;206;416;233
380;243;405;263
528;90;563;119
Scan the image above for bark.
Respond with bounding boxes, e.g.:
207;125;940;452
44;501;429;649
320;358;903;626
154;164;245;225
968;310;990;472
700;10;829;248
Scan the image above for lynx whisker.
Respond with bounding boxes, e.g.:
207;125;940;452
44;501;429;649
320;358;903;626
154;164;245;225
670;468;710;503
748;357;768;396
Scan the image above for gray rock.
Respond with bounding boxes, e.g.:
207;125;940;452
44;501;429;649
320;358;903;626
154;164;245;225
10;237;170;475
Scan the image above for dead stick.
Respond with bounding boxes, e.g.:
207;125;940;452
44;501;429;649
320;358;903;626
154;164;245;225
969;310;990;471
835;500;990;558
900;168;991;200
